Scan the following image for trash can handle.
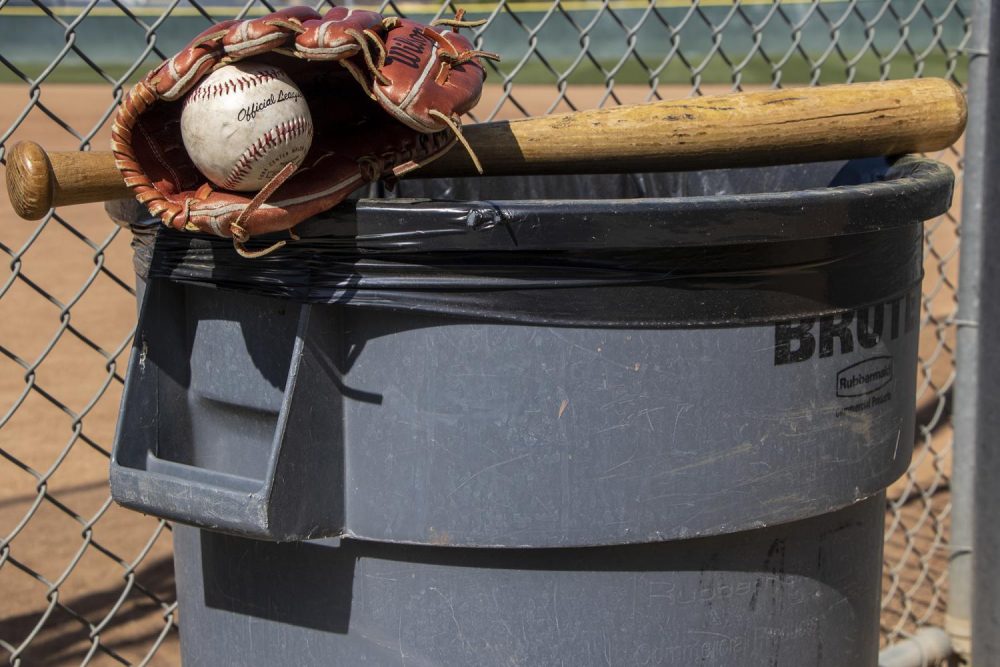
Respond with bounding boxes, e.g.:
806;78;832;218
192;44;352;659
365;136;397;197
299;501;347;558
111;295;345;541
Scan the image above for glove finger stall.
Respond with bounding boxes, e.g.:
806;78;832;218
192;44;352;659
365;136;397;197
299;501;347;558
222;6;320;58
296;7;385;61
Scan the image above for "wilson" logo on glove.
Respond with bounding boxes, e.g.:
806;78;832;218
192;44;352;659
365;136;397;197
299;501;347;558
384;27;428;69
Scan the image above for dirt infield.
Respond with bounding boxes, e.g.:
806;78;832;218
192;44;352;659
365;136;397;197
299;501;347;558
0;83;179;665
1;82;959;664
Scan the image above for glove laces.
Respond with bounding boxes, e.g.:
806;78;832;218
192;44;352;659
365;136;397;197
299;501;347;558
229;162;299;258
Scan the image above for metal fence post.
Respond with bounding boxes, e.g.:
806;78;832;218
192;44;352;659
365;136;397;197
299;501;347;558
952;0;998;662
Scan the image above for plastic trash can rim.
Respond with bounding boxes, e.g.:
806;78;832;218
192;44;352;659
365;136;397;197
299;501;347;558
305;156;956;252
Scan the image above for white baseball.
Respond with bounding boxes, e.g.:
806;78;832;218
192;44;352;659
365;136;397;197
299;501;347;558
180;62;313;192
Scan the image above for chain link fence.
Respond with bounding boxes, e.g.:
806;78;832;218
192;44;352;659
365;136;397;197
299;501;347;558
0;0;971;664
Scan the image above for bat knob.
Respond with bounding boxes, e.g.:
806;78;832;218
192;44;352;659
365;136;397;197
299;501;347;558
6;141;55;220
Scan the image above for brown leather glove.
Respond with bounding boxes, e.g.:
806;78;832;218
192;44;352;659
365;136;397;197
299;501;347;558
362;10;500;171
111;7;496;257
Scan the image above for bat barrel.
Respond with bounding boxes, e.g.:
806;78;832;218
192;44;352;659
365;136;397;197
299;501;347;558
420;78;967;177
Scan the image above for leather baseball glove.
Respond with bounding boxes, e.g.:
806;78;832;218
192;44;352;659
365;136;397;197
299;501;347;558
111;7;498;257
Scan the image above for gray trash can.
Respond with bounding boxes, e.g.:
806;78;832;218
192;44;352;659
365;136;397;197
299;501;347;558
110;156;954;666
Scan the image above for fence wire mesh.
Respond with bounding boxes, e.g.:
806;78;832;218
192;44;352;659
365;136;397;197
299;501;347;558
0;0;970;664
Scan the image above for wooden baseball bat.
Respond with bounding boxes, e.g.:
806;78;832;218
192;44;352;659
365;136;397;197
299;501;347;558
6;78;966;221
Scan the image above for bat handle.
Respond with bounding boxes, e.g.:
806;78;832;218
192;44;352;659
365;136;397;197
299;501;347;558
6;141;132;220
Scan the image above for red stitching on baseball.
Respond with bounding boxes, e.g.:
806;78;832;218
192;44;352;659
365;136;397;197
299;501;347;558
221;116;311;190
183;68;286;107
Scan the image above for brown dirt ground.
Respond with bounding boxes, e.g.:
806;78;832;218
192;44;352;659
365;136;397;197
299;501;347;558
0;82;961;665
0;82;179;667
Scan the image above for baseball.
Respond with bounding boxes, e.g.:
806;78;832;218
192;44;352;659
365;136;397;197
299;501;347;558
180;62;313;192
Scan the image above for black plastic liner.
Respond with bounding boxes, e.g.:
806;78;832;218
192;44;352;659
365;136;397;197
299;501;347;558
118;156;953;327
